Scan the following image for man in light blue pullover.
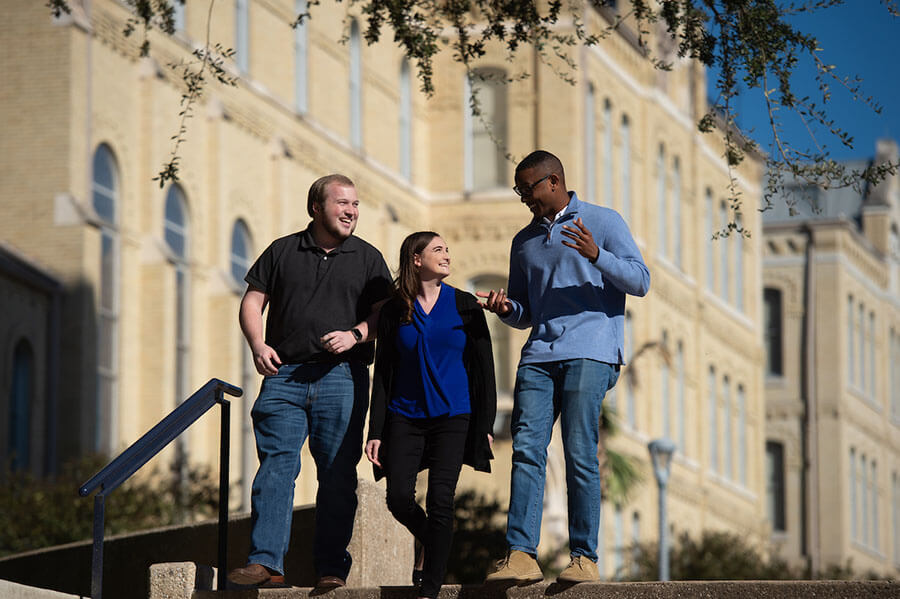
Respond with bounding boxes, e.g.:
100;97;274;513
479;150;649;584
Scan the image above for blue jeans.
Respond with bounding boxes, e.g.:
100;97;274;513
247;361;368;578
506;359;619;561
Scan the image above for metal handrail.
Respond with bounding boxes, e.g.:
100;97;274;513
78;378;243;598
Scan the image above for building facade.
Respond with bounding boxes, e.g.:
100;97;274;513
763;140;900;576
2;0;769;576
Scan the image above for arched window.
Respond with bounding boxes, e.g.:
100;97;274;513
173;0;186;32
294;0;308;113
719;200;729;300
584;83;595;204
723;375;732;480
235;0;249;73
8;339;34;471
672;157;681;268
766;441;786;532
603;99;613;206
92;143;119;452
399;59;412;180
621;115;631;222
847;295;855;386
764;288;783;376
466;68;508;191
349;18;362;150
230;219;253;287
164;185;190;409
660;329;670;437
657;145;667;257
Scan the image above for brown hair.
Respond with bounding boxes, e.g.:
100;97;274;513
307;174;355;217
395;231;439;322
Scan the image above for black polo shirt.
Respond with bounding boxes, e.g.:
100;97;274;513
245;227;392;365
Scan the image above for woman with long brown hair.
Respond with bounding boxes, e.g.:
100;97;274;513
365;231;496;599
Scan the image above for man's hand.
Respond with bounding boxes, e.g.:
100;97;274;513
251;342;282;376
321;330;357;354
365;439;381;467
561;217;600;262
476;289;513;316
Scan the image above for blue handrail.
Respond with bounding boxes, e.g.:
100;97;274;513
78;378;242;598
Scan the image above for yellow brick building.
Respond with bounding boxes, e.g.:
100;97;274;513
1;0;771;577
762;140;900;575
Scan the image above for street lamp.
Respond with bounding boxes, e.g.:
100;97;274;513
648;437;676;581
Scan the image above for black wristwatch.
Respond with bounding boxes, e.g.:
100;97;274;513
350;327;363;342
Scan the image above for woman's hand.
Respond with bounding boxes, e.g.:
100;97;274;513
365;439;382;467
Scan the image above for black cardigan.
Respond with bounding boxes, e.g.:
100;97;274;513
367;287;497;479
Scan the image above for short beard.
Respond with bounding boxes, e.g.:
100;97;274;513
323;219;354;241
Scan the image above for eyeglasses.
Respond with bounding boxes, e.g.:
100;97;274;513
513;173;551;198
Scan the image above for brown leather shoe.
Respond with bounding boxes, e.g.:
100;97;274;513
227;563;285;586
315;575;346;590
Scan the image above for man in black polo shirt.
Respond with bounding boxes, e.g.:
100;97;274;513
228;174;392;589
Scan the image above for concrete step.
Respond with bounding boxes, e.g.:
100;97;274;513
189;580;897;599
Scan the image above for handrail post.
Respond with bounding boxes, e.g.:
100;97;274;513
217;390;230;591
91;494;105;599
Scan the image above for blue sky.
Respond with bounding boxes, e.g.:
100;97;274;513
707;2;899;162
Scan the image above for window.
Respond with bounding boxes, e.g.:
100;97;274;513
720;201;729;301
892;472;899;566
893;329;900;420
858;303;865;392
621;115;631;222
723;376;732;480
705;189;713;289
709;366;717;473
861;454;869;546
672;157;681;268
92;144;119;453
235;0;249;73
584;84;595;204
661;330;670;438
850;448;858;541
657;145;667;257
230;219;252;286
764;288;783;376
349;18;362;150
467;68;508;191
848;296;855;386
868;312;876;400
165;185;190;411
294;0;308;113
766;441;786;532
871;460;878;550
603;99;613;206
173;0;186;32
8;339;34;471
738;385;746;486
399;59;412;180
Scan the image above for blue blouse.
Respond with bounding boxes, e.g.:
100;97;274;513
389;283;471;419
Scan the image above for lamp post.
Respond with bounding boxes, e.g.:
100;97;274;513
648;438;676;581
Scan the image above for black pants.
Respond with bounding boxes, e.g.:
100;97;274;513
384;412;469;598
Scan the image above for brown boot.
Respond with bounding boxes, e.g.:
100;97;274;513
227;563;286;587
